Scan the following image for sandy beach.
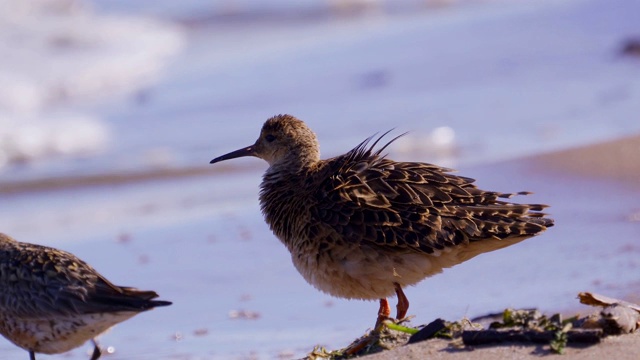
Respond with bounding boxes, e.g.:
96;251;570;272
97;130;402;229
364;333;640;360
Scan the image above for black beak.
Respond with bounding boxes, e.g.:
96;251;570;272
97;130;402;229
210;145;255;164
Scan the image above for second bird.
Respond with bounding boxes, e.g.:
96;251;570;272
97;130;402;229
0;233;171;360
210;114;554;327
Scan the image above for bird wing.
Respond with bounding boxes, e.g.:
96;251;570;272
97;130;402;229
0;243;168;318
310;135;553;255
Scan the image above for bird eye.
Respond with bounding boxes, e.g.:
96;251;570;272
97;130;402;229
265;134;276;142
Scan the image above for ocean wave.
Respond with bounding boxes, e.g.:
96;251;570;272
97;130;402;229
0;0;184;169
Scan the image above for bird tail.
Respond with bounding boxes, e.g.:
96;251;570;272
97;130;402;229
117;287;173;309
87;276;173;312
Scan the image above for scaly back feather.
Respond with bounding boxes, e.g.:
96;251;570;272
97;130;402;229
309;132;553;255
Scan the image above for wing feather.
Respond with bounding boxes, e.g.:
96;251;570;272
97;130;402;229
310;133;553;255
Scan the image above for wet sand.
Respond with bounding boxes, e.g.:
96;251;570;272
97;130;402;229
532;134;640;187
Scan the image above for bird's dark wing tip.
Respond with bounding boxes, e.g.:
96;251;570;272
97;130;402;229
150;300;172;308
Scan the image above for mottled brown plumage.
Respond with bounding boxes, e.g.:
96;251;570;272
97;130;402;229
0;233;171;360
210;114;553;326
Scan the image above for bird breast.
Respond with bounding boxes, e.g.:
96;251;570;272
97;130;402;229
259;171;313;251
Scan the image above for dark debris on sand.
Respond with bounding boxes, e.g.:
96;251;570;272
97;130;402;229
304;292;640;359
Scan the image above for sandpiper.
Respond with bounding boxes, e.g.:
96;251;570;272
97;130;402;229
0;233;171;360
210;114;553;327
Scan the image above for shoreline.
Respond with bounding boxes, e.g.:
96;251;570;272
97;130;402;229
531;134;640;188
2;133;639;195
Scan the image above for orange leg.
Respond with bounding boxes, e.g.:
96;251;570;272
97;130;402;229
394;282;409;320
347;286;410;356
375;298;391;328
346;299;391;355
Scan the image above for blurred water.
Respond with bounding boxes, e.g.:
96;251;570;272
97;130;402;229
0;0;183;172
1;0;639;180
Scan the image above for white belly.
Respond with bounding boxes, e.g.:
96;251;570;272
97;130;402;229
0;311;138;354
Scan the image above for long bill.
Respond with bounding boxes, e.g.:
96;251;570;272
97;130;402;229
210;145;255;164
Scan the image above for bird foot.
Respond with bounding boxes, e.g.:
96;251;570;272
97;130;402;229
344;316;416;356
375;314;394;330
393;314;415;325
380;315;415;328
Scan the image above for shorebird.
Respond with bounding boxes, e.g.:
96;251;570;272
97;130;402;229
210;114;553;327
0;233;171;360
